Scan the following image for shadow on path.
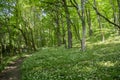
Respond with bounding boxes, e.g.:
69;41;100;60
0;57;25;80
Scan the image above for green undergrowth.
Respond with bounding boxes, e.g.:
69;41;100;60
21;37;120;80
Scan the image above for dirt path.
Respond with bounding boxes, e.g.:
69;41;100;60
0;57;25;80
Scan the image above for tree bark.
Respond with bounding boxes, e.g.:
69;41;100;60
70;0;86;50
117;0;120;34
62;0;72;48
81;0;86;51
55;14;61;46
61;14;67;48
94;0;104;42
86;8;92;36
29;27;37;51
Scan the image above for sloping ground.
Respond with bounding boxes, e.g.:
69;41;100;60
0;57;24;80
21;41;120;80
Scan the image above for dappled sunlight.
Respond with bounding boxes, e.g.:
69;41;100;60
73;44;80;48
42;47;59;52
99;36;120;44
86;35;120;48
81;66;95;72
32;66;43;71
9;77;18;80
92;52;105;57
5;66;17;70
10;56;18;60
97;61;117;67
42;47;49;50
0;57;24;80
24;54;32;57
1;0;120;80
2;65;17;74
20;35;120;80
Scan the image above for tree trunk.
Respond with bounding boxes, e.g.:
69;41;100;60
29;27;37;51
81;0;86;51
55;14;61;46
86;8;92;36
70;19;81;43
61;15;67;48
110;0;118;32
117;0;120;35
94;0;104;42
62;0;72;48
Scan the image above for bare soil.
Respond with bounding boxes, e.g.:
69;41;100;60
0;57;25;80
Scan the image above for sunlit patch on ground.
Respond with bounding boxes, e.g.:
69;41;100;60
97;61;117;67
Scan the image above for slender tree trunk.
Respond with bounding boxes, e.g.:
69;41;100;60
117;0;120;35
16;0;20;54
110;0;118;32
110;0;117;26
86;8;92;36
6;18;12;55
55;14;61;46
8;0;13;55
31;7;37;51
62;0;72;48
94;0;104;42
61;15;67;48
81;0;86;51
70;19;81;42
29;28;36;51
62;25;67;48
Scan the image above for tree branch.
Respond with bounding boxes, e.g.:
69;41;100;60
88;1;120;29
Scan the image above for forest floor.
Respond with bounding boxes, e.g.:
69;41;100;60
21;37;120;80
0;57;25;80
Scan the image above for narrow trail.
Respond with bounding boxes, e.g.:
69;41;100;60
0;57;25;80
